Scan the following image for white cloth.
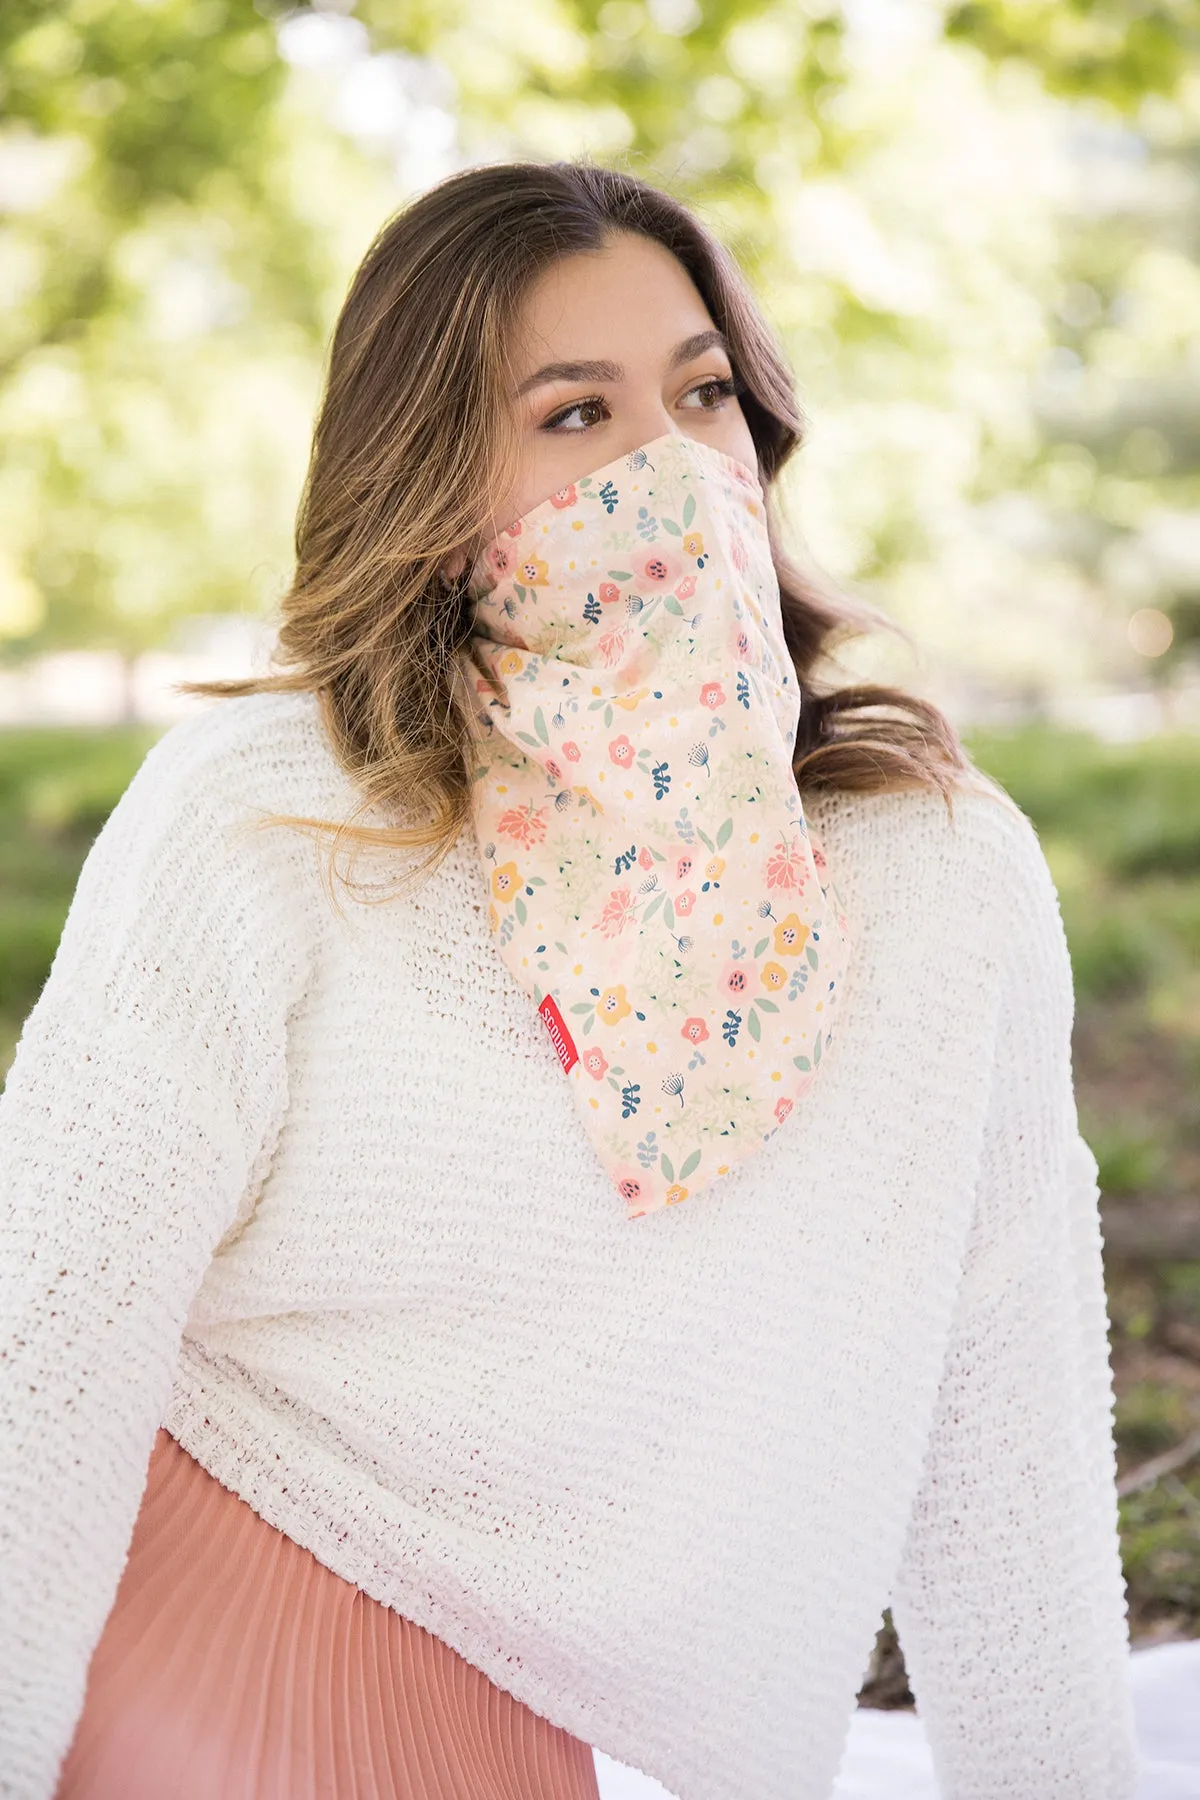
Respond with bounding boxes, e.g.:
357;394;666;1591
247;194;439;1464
0;690;1139;1799
596;1641;1200;1800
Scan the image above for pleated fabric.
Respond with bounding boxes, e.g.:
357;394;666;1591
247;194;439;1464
54;1427;601;1800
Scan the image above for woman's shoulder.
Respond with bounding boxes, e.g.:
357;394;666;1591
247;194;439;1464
125;688;355;824
63;690;359;964
803;763;1060;959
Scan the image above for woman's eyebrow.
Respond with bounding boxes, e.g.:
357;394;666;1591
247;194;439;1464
515;329;731;398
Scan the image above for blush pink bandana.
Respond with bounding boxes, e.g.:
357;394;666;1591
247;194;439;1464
457;431;852;1220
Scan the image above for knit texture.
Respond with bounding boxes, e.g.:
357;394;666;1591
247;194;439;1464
0;690;1139;1800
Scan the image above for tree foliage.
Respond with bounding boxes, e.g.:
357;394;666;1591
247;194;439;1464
1;0;1197;705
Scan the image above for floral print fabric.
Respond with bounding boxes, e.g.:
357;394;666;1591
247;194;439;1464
457;431;852;1219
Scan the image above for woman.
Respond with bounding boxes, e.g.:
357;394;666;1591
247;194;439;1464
0;161;1138;1800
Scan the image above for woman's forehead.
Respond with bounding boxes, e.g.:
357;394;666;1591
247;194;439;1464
508;235;717;384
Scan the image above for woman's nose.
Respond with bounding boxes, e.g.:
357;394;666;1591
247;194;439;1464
613;412;688;461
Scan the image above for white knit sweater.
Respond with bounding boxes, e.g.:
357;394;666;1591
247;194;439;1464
0;690;1139;1800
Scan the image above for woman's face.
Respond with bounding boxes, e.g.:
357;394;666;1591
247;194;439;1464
448;231;758;577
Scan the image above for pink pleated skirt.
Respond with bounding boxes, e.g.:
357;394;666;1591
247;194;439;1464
54;1427;601;1800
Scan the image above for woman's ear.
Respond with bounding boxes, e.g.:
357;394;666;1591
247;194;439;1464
441;548;469;581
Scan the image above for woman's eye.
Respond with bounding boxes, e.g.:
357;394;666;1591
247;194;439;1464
543;396;610;432
680;375;741;411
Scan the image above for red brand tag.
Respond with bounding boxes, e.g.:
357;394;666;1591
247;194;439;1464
538;993;579;1075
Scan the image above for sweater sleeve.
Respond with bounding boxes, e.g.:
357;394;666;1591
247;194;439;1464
887;809;1141;1799
0;706;317;1800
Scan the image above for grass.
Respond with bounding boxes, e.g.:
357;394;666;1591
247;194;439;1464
2;717;1199;1672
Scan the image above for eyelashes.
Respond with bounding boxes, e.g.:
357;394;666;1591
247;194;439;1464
541;374;745;433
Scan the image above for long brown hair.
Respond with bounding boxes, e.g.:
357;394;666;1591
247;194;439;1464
180;159;998;898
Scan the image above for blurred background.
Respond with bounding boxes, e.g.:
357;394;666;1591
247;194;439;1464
1;0;1198;1698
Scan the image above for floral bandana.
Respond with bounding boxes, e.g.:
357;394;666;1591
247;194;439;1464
456;430;852;1220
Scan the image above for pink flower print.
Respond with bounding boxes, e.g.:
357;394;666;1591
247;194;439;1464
583;1047;609;1080
681;1016;709;1044
813;841;828;876
502;520;523;537
675;889;697;917
485;540;516;581
735;628;752;662
599;582;621;605
774;1096;793;1125
597;624;628;668
609;734;635;767
598;887;637;938
497;803;548;849
700;681;726;710
765;836;807;891
615;1168;645;1208
544;758;563;782
673;849;695;883
636;549;681;588
729;527;748;573
549;483;578;508
562;740;581;762
720;960;752;998
675;574;697;601
638;846;654;870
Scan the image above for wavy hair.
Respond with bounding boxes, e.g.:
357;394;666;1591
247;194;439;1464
180;158;1002;899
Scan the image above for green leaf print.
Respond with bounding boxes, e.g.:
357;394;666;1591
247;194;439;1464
716;817;733;850
682;493;696;528
642;892;665;924
534;708;549;745
516;731;541;749
604;705;614;728
814;1032;823;1064
662;517;682;536
680;1149;701;1180
747;1009;761;1042
661;1153;675;1182
696;828;715;854
514;897;527;925
754;936;770;958
755;997;779;1013
664;596;683;616
793;1054;811;1071
607;569;632;581
663;899;674;930
806;945;819;970
570;1002;594;1015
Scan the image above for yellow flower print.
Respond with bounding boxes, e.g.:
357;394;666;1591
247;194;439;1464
488;902;499;931
665;1184;689;1206
682;532;704;557
705;855;725;881
491;861;521;902
499;650;524;676
773;912;811;956
611;687;650;711
596;984;632;1025
516;554;549;585
761;961;787;990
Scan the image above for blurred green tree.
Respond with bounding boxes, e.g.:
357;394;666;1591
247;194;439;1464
1;0;1198;711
